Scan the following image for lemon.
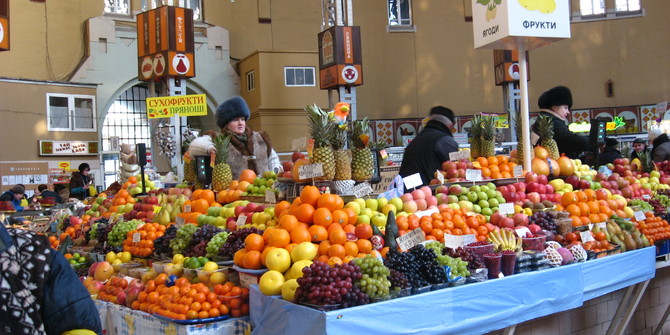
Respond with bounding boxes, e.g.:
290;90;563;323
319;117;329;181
173;254;185;265
209;271;227;285
202;261;218;272
105;252;117;263
119;251;132;263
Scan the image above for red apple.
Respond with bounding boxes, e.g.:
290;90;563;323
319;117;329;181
525;172;538;183
512;213;529;226
527;192;541;203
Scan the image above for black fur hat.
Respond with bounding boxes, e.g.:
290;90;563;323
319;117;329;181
538;86;573;110
216;96;250;128
429;106;455;124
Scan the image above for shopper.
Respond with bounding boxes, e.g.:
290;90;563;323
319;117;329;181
531;86;590;158
399;106;459;187
69;163;93;200
630;138;649;161
598;137;622;166
55;184;70;201
34;184;63;204
651;133;670;162
0;224;102;334
0;185;26;211
215;96;282;179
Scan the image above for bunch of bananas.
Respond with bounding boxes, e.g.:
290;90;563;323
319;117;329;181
487;228;522;252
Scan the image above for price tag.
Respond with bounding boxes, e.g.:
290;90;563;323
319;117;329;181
175;216;185;227
436;170;445;184
465;169;482;181
236;215;247;227
588;223;594;230
513;165;523;177
515;227;531;238
265;190;277;203
414;208;439;218
238;272;259;289
132;232;141;243
580;231;595;243
402;173;423;190
298;163;324;180
597;222;607;229
379;149;388;159
634;211;646;221
449;150;470;161
444;234;464;249
462;234;476;246
642;194;651;200
396;228;426;251
498;203;515;215
291;137;308;151
184;205;192;213
153;206;162;214
352;182;373;198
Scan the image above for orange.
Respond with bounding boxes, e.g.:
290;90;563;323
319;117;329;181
583;189;596;201
274;201;291;218
356;239;372;254
233;249;248;266
480;167;492;177
279;215;300;232
290;227;312;244
242;250;262;269
577;202;590;216
343;208;358;225
497;155;509;165
329;228;347;245
267;228;291;248
327;244;346;259
561;192;578;207
587;201;600;215
476;157;488;168
244;233;265;251
343;241;359;257
311;207;332;227
260;246;277;266
300;185;321;206
487;156;499;166
331;210;349;226
318;240;332;255
566;204;581;217
296;203;315;224
308;225;328;242
354;223;373;240
316;193;344;212
192;199;210;214
239;169;257;183
575;191;588;203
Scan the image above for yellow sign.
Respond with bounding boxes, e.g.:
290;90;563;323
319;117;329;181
146;94;207;119
58;162;71;170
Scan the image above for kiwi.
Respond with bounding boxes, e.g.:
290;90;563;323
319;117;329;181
541;200;555;208
523;201;534;208
533;203;546;210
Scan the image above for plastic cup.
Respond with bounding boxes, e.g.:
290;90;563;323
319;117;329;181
501;252;517;276
483;254;502;279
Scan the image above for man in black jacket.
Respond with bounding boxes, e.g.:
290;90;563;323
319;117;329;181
399;106;459;187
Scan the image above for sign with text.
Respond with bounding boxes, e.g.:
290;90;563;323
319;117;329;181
402;173;423;190
146;94;206;119
318;26;363;89
513;165;523;177
498;203;515;215
580;231;595;243
236;215;247;227
472;0;570;50
634;211;646;222
298;163;324;180
39;141;99;156
352;182;373;198
515;227;531;238
449;150;470;161
291;137;308;151
436;170;444;184
465;169;483;181
444;234;477;249
396;228;426;251
265;190;277;203
0;161;50;192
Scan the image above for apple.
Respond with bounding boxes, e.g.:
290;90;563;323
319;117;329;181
345;201;361;215
499;218;515;229
381;203;397;215
389;198;403;212
365;198;379;211
415;199;428;211
281;279;300;301
457;200;473;212
266;248;292;272
357;214;371;225
449;185;463;196
490;212;506;226
442;161;457;172
512;213;529;226
259;270;286;296
525;172;538;183
411;189;425;200
353;198;367;210
527;192;541;204
371;213;387;227
292;151;305;162
436;193;449;205
402;201;418;213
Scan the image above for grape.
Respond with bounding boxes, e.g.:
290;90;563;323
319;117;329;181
169;224;198;255
352;256;392;299
388;269;410;290
436;254;470;279
107;219;141;247
629;199;653;212
294;261;370;309
218;227;262;258
444;246;484;271
206;232;231;258
529;211;557;235
184;225;223;257
154;224;178;255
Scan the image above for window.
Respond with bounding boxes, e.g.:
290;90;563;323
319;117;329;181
285;67;315;87
101;85;152;152
104;0;130;15
47;94;96;132
388;0;412;26
246;70;256;92
142;0;202;21
579;0;605;16
615;0;641;13
574;0;643;21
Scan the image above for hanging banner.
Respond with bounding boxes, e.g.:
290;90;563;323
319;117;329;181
39;141;99;156
146;94;207;118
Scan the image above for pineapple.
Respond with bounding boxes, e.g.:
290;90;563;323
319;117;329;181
211;134;232;191
306;104;336;180
332;123;352;181
469;116;482;159
182;128;197;184
537;114;560;159
636;150;655;173
351;117;374;181
514;111;524;162
480;116;496;158
184;159;197;185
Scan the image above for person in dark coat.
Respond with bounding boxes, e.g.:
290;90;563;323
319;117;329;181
32;184;63;204
652;133;670;162
69;163;93;200
531;86;590;159
0;185;26;211
399;106;459;187
630;137;649;161
0;224;102;334
599;137;622;166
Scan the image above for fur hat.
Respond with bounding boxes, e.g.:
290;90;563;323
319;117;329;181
605;137;618;147
429;106;455;124
538;86;573;110
216;96;250;129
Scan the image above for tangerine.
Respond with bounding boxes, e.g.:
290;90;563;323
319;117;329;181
308;225;328;242
313;207;333;227
300;185;321;206
296;203;315;224
290;226;311;244
244;233;265;251
267;228;290;248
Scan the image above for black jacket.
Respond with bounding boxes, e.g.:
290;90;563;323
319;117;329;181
534;111;590;159
599;147;622;166
399;120;459;187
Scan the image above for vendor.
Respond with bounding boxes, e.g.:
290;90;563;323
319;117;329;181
630;138;649;161
399;106;459;187
69;163;93;200
215;96;282;178
0;185;26;211
531;86;590;159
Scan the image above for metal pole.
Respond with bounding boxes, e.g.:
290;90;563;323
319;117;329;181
518;43;531;172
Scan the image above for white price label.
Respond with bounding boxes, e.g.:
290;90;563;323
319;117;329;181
597;222;607;229
184;205;192;213
642;194;651;200
352;182;373;198
236;215;247;227
449;150;470;161
175;216;185;227
515;227;531;238
634;211;646;221
498;203;515;215
580;231;595;243
465;169;482;181
132;232;141;243
265;190;277;203
588;223;594;230
298;163;324;180
513;165;523;177
462;234;477;246
444;234;465;249
396;228;426;251
291;137;308;151
402;173;423;190
436;170;444;184
414;208;439;218
238;272;259;289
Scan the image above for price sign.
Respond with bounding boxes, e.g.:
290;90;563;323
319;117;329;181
513;165;523;177
449;150;470;161
402;173;423;190
352;182;373;198
184;205;192;213
153;206;162;214
175;216;185;227
379;149;388;159
465;169;482;181
498;203;515;215
597;222;607;229
265;190;277;203
515;227;531;238
436;170;444;184
236;215;247;227
580;231;595;243
444;234;465;249
298;163;324;180
414;208;439;218
634;211;646;221
291;137;308;151
132;232;141;243
396;228;426;251
462;234;476;246
238;272;259;289
642;194;651;200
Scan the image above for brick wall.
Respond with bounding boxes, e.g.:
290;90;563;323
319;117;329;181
486;266;670;335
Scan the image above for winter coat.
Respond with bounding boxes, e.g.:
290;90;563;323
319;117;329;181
0;191;24;211
599;147;622;166
224;127;282;179
69;171;91;200
399;120;459;187
532;110;590;159
652;141;670;162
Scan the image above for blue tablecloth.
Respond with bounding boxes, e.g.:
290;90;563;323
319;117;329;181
250;247;656;335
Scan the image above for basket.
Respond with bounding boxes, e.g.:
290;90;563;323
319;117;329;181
28;217;52;233
586;244;621;260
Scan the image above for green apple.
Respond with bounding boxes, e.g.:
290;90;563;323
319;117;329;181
466;192;478;202
377;197;389;210
396;211;409;217
281;279;300;301
478;199;490;208
370;213;387;227
389;198;403;212
214;217;226;227
486;189;497;199
353;198;367;210
458;200;473;212
381;204;397;215
96;196;105;205
259;270;286;296
469;185;481;193
448;203;460;210
459;195;469;202
345;201;361;215
291;242;317;262
365;199;379;211
549;179;565;191
357;214;371;225
265;248;292;272
472;204;481;213
361;208;374;218
488;198;499;207
481;207;493;216
477;192;488;201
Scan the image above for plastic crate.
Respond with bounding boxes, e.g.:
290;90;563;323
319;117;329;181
656;240;670;256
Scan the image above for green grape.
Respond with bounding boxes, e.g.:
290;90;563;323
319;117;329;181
206;231;231;258
170;224;198;254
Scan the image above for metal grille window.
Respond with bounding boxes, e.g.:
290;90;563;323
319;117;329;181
579;0;605;16
285;67;315;87
104;0;130;15
47;94;96;132
388;0;412;26
247;70;256;92
615;0;641;12
101;85;152;152
142;0;202;21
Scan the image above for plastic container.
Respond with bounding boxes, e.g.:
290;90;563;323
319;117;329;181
219;292;250;316
411;285;432;295
152;261;168;273
183;267;199;283
522;235;547;251
464;243;495;263
483;254;502;279
391;287;412;298
430;282;449;291
501;252;517;276
371;295;393;303
299;302;341;312
197;268;228;287
118;262;143;276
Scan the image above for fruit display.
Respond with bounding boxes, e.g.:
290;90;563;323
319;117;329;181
293;261;369;308
631;212;670;245
211;134;233;192
352;256;392;299
351;117;374;181
122;222;167;257
306;104;337;180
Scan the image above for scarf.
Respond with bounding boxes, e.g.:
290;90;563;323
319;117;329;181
223;127;273;173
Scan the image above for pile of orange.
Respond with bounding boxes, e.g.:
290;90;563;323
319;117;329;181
474;156;519;179
637;212;670;245
97;276;129;304
178;189;221;224
103;189;137;219
122;222;167;257
398;207;491;243
214;282;250;317
212;169;258;203
48;235;60;249
559;189;627;227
